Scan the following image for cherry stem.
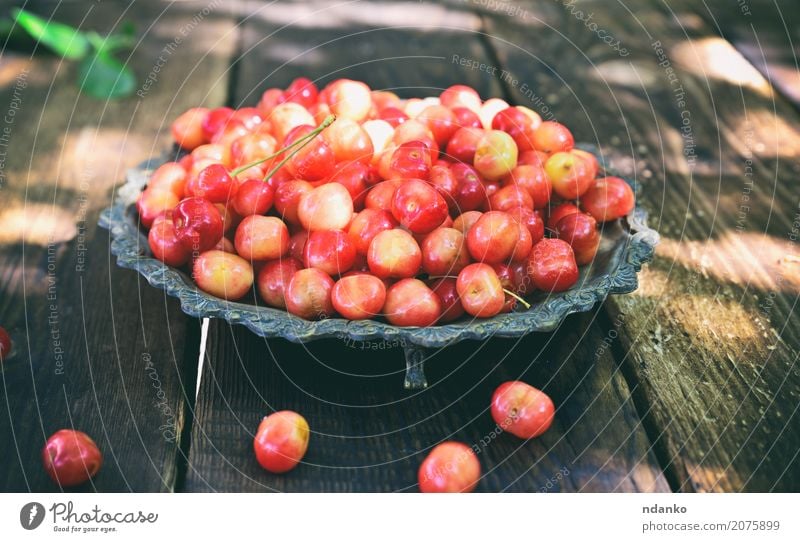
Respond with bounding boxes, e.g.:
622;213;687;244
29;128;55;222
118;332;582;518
229;114;336;177
503;288;531;310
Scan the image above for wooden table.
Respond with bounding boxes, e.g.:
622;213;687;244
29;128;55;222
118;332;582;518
1;0;798;492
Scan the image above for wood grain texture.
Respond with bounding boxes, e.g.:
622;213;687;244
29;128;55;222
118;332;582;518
0;0;236;491
481;0;800;491
184;0;668;492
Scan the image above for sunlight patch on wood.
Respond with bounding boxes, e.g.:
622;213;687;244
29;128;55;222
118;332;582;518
0;205;77;246
671;37;773;98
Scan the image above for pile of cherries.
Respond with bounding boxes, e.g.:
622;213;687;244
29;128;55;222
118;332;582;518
138;78;634;325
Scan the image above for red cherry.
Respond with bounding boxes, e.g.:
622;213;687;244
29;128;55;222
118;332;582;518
546;202;581;230
492;107;536;152
42;430;103;487
456;263;505;318
391;179;448;234
149;212;191;267
466;211;521;264
284;124;336;181
506;205;545;244
489;184;534;212
136;189;179;229
201;106;234;141
527;238;578;292
555;212;600;265
327;161;371;209
257;258;303;308
283;77;319;109
419;105;458;147
367;229;421;279
347;208;398;255
285;268;335;320
386;140;432;180
365;179;403;212
491;381;555;439
430;278;465;323
234;215;290;261
384;278;442;327
378;106;409;127
253;411;310;473
0;326;13;362
545;150;594;200
274;180;313;225
421;227;471;276
445;127;482;163
580;176;635;222
440;84;482;112
186;163;238;204
232;179;274;216
533;121;574;153
304;230;357;276
171;107;209;150
173;197;224;252
452;210;483;235
450;163;488;212
504;165;552;209
451;107;482;129
331;274;387;320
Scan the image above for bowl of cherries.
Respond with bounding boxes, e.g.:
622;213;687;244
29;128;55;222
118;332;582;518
100;79;658;389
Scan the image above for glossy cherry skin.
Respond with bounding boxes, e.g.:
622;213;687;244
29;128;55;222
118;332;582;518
491;381;555;439
285;268;335;320
323;78;372;122
186;163;239;204
268;102;315;142
284;124;336;181
136;189;180;229
384;279;442;327
42;430;103;487
545;151;594;200
347;208;398;255
421;227;471;276
256;258;303;309
193;250;254;300
0;326;12;361
298;182;354;232
327;161;370;209
418;442;480;493
321;117;374;164
527;238;578;293
492;106;537;152
173;197;224;253
274;180;313;225
452;210;483;235
506;206;545;244
386;140;432;180
149;212;191;267
232;179;274;216
555;212;600;265
234;216;290;261
546;202;581;230
331;274;387;320
456;263;505;318
429;164;459;207
378;106;409;127
430;278;465;323
504;165;552;209
466;211;521;264
171;107;209;150
452;106;482;129
391;179;449;234
367;229;422;279
445;127;482;163
283;76;319;109
474;130;518;181
253;411;310;473
580;176;635;222
148;162;187;198
304;230;357;276
532;121;574;153
451;163;488;212
489;184;534;212
365;179;403;212
419;105;459;147
440;84;482;112
201;106;234;141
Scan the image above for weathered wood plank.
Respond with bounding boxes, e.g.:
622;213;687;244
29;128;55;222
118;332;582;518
184;1;669;492
0;0;236;491
482;0;800;491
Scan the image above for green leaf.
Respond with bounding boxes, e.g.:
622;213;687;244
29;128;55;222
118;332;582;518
11;8;90;60
78;52;136;99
